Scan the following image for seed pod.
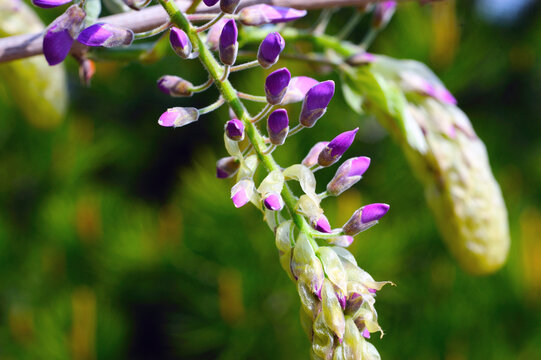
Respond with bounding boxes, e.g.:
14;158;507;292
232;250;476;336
327;157;371;196
312;311;335;360
267;108;289;145
299;80;335;127
291;234;324;295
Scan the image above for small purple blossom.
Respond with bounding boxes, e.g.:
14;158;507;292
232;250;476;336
239;4;307;26
170;27;192;58
157;75;193;97
342;203;390;236
225;119;245;141
301;141;329;167
327;156;371;196
265;67;291;105
42;5;86;66
263;193;284;211
77;23;134;48
361;203;390;223
158;107;199;128
232;189;249;208
216;156;240;179
267;109;289;145
299;80;335;127
311;214;331;233
318;128;359;167
219;19;238;65
258;32;285;69
282;76;318;104
32;0;71;8
231;180;254;208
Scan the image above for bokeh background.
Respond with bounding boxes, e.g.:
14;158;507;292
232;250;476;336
1;0;541;359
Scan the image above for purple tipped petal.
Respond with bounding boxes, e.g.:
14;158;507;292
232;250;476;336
326;156;370;196
207;18;228;51
318;128;359;167
219;19;238;65
257;32;285;68
203;0;219;6
43;25;74;66
232;188;249;208
368;288;377;294
349;157;371;177
435;87;457;105
299;80;335;127
361;203;390;223
158;107;199;128
301;141;329;167
265;67;291;105
282;76;318;104
170;27;192;58
239;4;307;26
362;329;371;339
32;0;72;8
267;109;289;146
77;23;133;48
311;215;331;233
263;193;284;211
225;119;245;141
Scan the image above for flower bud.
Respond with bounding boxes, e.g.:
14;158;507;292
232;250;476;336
342;203;390;236
157;75;193;97
328;235;354;247
32;0;71;8
43;5;86;66
225;119;245;141
239;4;307;26
257;32;285;69
327;157;371;196
302;141;329;167
206;18;228;51
310;214;331;234
299;80;335;127
219;19;238;65
158;107;199;128
77;23;134;48
231;179;255;208
220;0;239;14
265;67;291;105
263;192;284;211
169;27;192;58
216;156;240;179
372;1;397;30
282;76;318;104
203;0;218;6
318;128;359;167
267;109;289;145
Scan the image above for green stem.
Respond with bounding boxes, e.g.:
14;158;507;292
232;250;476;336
190;77;214;92
360;28;380;50
287;124;304;137
251;103;274;123
337;11;362;40
196;12;225;32
157;0;317;249
198;97;225;114
230;59;260;72
237;92;267;103
134;21;172;40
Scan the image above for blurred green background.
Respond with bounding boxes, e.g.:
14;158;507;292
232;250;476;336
1;0;541;359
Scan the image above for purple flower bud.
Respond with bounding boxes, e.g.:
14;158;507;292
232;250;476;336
216;156;240;179
225;119;245;141
158;107;199;128
219;19;238;65
372;1;397;30
342;203;390;236
346;52;376;66
220;0;240;14
362;329;371;339
77;23;134;48
157;75;193;97
43;5;86;66
263;193;284;211
265;67;291;105
232;189;249;208
170;27;192;58
231;180;254;208
32;0;71;8
267;109;289;145
282;76;318;104
310;214;332;234
326;156;371;196
301;141;329;167
299;80;335;127
318;128;359;167
257;32;285;69
239;4;307;26
207;18;228;51
203;0;219;6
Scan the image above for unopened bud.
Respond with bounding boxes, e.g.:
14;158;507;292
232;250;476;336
157;75;194;97
220;0;239;14
257;32;285;69
225;119;245;141
216;156;240;179
265;67;291;105
343;203;390;236
310;214;332;233
77;23;134;48
263;192;284;211
169;27;192;58
299;80;335;127
267;109;289;145
372;1;397;30
327;157;371;196
203;0;218;6
231;179;255;208
158;107;199;128
302;141;329;167
219;19;238;65
239;4;307;26
43;5;86;66
318;128;359;167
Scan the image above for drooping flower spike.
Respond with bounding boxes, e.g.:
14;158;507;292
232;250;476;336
265;67;291;105
258;32;285;69
239;4;307;26
318;128;359;167
299;80;335;127
32;0;72;8
219;19;238;65
77;23;134;48
43;5;86;66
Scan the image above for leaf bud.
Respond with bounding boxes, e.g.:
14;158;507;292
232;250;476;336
219;19;238;65
157;75;194;97
257;32;285;69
